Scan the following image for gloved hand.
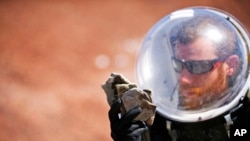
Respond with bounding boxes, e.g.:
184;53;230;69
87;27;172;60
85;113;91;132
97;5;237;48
109;99;148;141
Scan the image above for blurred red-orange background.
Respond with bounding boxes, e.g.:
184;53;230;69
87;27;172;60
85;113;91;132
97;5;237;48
1;0;250;141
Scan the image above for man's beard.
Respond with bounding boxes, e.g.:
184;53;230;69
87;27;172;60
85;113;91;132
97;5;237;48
178;66;228;110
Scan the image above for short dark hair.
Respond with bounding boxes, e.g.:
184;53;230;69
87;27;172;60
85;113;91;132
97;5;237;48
170;15;239;58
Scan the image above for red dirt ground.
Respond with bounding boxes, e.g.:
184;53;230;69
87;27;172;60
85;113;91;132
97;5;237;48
0;1;250;141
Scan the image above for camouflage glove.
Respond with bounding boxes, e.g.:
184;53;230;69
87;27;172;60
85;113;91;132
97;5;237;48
101;73;135;106
109;99;148;141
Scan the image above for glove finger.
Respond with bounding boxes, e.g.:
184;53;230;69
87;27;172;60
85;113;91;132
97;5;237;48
128;121;148;137
127;121;146;132
108;99;122;122
118;106;142;130
127;123;140;132
128;127;148;138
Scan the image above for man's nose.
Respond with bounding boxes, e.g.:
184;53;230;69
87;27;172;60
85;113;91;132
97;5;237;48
179;68;193;84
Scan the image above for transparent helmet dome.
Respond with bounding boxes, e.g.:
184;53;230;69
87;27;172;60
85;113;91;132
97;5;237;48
136;7;250;122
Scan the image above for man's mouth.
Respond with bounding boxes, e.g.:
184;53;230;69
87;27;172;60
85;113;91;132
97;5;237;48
180;88;202;97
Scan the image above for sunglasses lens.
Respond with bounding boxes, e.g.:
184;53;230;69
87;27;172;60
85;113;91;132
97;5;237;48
172;59;183;72
186;61;213;74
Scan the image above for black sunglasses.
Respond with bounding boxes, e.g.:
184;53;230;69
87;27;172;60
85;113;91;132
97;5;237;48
171;57;225;74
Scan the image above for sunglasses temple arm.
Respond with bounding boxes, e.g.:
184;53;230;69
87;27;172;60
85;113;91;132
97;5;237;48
170;80;179;101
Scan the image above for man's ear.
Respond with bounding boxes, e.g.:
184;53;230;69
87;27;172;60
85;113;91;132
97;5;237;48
225;55;239;76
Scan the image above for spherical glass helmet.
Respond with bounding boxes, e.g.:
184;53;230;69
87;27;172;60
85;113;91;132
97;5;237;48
136;7;250;122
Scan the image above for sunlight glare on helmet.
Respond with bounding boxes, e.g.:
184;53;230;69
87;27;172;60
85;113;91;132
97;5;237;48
204;27;223;43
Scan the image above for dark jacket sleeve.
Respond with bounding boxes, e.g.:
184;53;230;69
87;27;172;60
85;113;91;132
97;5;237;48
149;113;172;141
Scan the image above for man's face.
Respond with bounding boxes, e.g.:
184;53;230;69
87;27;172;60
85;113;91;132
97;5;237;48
174;38;230;110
